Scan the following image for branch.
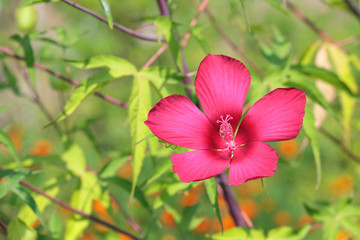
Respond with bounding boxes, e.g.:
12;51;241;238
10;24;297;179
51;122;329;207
60;0;160;42
0;45;128;108
287;2;345;51
217;172;247;227
344;0;360;20
20;180;139;240
319;128;360;164
0;221;7;236
203;7;264;77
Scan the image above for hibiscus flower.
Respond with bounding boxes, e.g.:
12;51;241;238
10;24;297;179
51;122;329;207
145;54;306;185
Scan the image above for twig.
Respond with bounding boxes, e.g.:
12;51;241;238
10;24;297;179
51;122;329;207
111;195;145;237
203;7;264;77
319;128;360;164
157;0;170;16
0;221;7;236
19;180;139;240
217;172;247;227
287;2;344;51
344;0;360;20
143;44;169;68
0;45;128;108
60;0;160;42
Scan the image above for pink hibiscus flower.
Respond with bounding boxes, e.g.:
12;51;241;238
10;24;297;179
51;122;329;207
145;54;306;185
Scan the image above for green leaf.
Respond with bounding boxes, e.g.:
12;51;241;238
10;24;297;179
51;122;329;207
154;16;181;69
67;55;137;78
18;0;58;8
285;70;335;116
263;0;288;13
302;106;321;189
65;172;102;240
142;160;172;187
180;204;199;230
10;34;36;86
49;212;63;239
98;156;128;179
3;64;20;95
210;227;248;239
106;177;151;211
99;0;113;29
204;178;223;232
7;218;37;240
129;75;151;200
298;41;321;65
11;186;47;230
44;72;113;127
291;65;355;97
326;44;358;145
267;225;311;240
0;129;22;168
191;25;211;54
61;143;86;177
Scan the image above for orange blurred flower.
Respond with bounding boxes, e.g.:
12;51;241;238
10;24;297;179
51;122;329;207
29;139;53;156
240;198;258;220
80;234;97;240
330;174;354;197
296;214;314;227
117;159;133;180
336;229;351;240
277;139;299;160
274;210;291;226
0;177;5;183
221;214;235;230
237;180;263;196
161;234;177;240
92;199;114;233
181;185;203;207
31;219;41;229
119;233;135;240
160;209;175;227
261;197;277;212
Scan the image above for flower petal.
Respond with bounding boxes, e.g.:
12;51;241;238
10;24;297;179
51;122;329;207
229;142;278;186
236;88;306;143
171;150;231;182
145;94;226;150
195;54;251;130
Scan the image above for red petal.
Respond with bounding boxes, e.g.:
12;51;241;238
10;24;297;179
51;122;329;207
236;88;306;143
229;142;278;186
195;54;251;130
145;94;225;150
171;150;231;182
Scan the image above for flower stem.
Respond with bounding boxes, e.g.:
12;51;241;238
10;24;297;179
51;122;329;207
19;180;139;240
0;45;128;108
0;221;7;236
217;172;247;227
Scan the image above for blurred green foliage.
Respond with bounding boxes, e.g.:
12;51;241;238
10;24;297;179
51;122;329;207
0;0;360;239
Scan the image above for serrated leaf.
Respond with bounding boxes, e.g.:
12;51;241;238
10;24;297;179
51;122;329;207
0;129;22;168
44;72;113;127
99;0;113;29
204;178;223;232
129;75;151;200
7;218;37;240
67;55;137;78
302;106;321;189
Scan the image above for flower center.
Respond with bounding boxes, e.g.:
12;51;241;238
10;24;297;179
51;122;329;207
217;115;236;151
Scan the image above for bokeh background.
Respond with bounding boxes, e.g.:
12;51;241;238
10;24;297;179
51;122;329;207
0;0;359;239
